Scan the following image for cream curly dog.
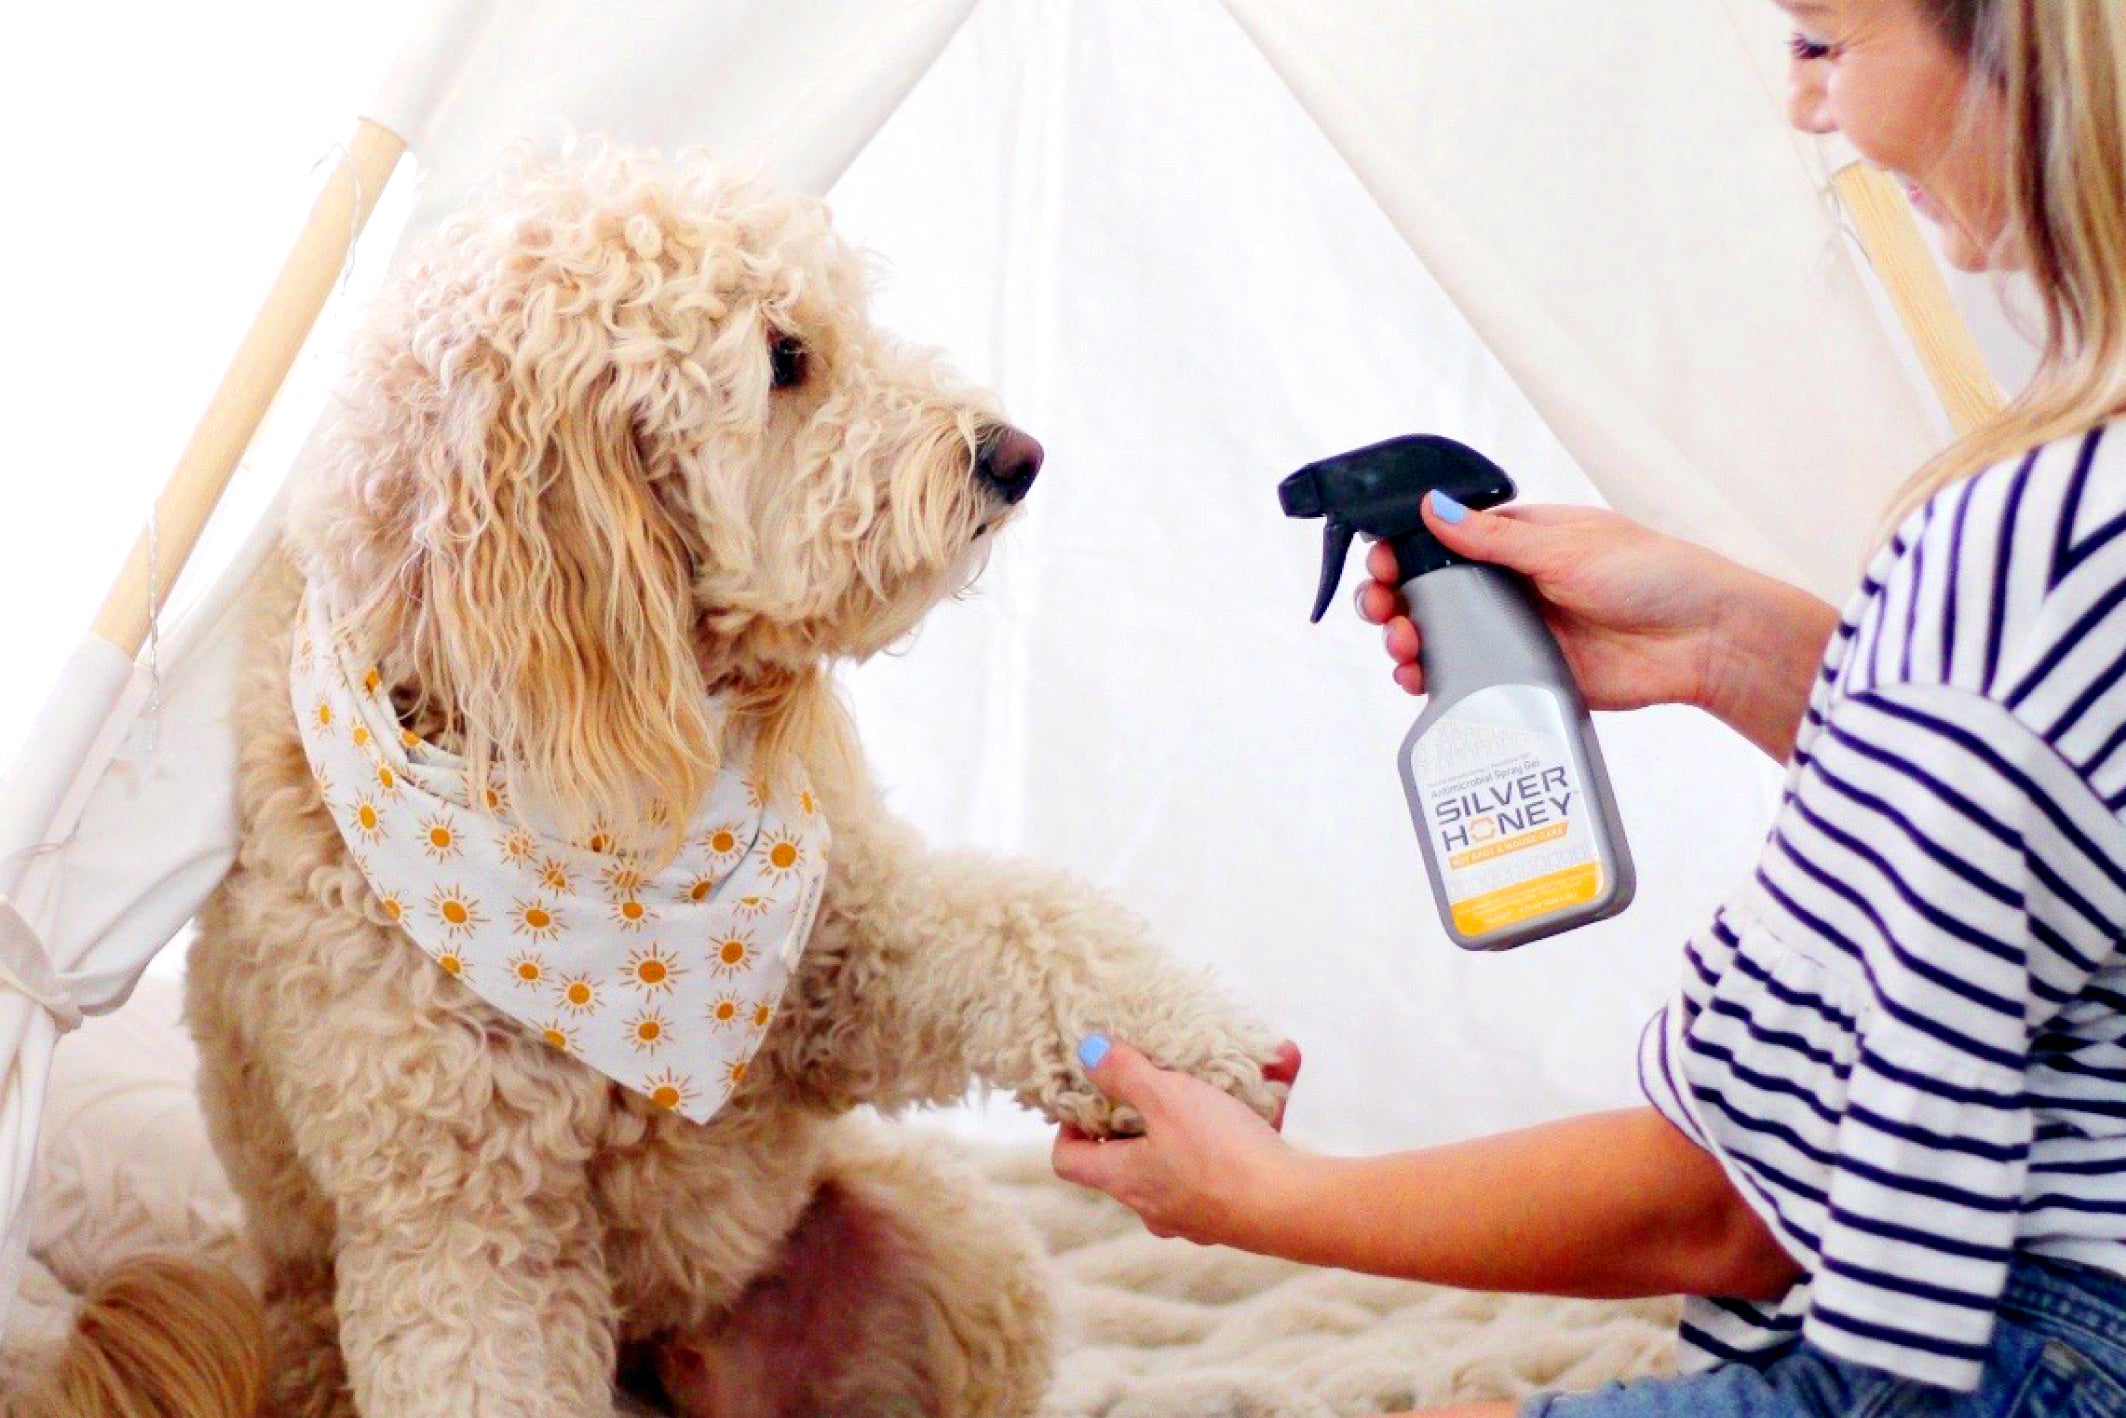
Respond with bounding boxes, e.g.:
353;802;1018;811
153;144;1288;1418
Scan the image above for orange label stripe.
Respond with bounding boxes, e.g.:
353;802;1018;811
1451;862;1602;936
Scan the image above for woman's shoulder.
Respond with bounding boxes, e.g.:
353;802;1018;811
1841;417;2126;760
1892;418;2126;593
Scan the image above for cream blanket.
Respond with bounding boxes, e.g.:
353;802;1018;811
14;980;1679;1415
984;1144;1678;1416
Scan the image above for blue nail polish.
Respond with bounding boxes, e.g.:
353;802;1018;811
1431;490;1468;524
1077;1033;1110;1070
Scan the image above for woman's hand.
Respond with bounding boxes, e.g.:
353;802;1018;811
1359;495;1840;759
1358;498;1728;708
1051;1036;1302;1247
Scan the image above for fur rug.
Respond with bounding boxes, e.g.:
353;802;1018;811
12;980;1677;1415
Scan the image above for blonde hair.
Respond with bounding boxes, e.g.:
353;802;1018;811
1887;0;2126;526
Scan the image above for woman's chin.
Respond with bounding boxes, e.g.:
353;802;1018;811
1941;237;1994;274
1934;219;2023;275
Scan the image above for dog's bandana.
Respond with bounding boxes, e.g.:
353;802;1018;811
289;587;828;1123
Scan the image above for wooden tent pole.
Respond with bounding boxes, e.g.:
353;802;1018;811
1832;161;2007;435
89;117;408;659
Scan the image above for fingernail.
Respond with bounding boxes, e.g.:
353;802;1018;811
1077;1033;1110;1070
1431;491;1468;524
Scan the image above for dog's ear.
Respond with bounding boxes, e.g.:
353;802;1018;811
394;334;721;854
454;350;714;850
305;145;796;853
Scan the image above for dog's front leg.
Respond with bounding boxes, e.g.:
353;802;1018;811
330;1172;618;1418
274;1010;623;1418
332;1168;618;1418
776;813;1288;1137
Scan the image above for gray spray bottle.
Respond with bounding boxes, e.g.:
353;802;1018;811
1279;435;1635;950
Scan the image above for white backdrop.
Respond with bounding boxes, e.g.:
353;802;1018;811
0;0;2039;1157
824;3;1791;1150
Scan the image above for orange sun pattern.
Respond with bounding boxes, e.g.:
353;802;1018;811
290;584;827;1124
709;933;757;978
512;898;563;941
625;945;683;994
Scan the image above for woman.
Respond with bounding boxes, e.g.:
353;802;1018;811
1053;1;2126;1413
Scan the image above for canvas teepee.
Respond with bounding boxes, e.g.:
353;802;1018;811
0;0;2005;1332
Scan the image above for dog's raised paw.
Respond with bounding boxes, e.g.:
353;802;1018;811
1025;1030;1285;1140
1025;1078;1145;1139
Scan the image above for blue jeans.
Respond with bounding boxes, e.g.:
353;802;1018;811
1525;1255;2126;1418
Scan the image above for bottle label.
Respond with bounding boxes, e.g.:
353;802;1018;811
1407;685;1602;938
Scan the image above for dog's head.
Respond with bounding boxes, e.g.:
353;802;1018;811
298;141;1037;848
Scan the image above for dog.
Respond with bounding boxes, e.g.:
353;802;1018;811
41;142;1295;1418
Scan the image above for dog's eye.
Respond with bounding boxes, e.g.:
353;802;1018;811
770;335;809;390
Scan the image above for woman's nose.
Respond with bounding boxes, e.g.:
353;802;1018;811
1787;69;1837;135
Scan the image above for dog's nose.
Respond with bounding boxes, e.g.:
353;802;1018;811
976;428;1043;505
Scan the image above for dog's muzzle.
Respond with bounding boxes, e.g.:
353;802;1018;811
975;427;1043;506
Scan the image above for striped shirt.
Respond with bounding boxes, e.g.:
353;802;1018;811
1639;422;2126;1392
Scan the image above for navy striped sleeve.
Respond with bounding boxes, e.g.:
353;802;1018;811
1649;429;2126;1386
1751;681;2126;1389
1644;426;2126;1390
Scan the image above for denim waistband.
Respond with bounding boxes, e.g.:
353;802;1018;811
2002;1251;2126;1367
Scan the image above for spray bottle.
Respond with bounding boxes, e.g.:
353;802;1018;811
1279;434;1635;950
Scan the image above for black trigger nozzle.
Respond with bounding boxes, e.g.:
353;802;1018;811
1279;435;1517;622
1310;517;1355;624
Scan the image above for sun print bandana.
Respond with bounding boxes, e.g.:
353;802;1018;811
290;587;829;1123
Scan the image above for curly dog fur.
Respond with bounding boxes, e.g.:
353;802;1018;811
32;143;1288;1418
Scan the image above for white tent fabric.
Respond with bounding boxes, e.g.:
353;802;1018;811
369;0;982;230
1223;0;1950;593
0;0;1978;1334
820;4;1790;1160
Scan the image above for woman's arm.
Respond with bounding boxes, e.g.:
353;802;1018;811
1255;1106;1802;1300
1054;1039;1803;1303
1695;568;1843;760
